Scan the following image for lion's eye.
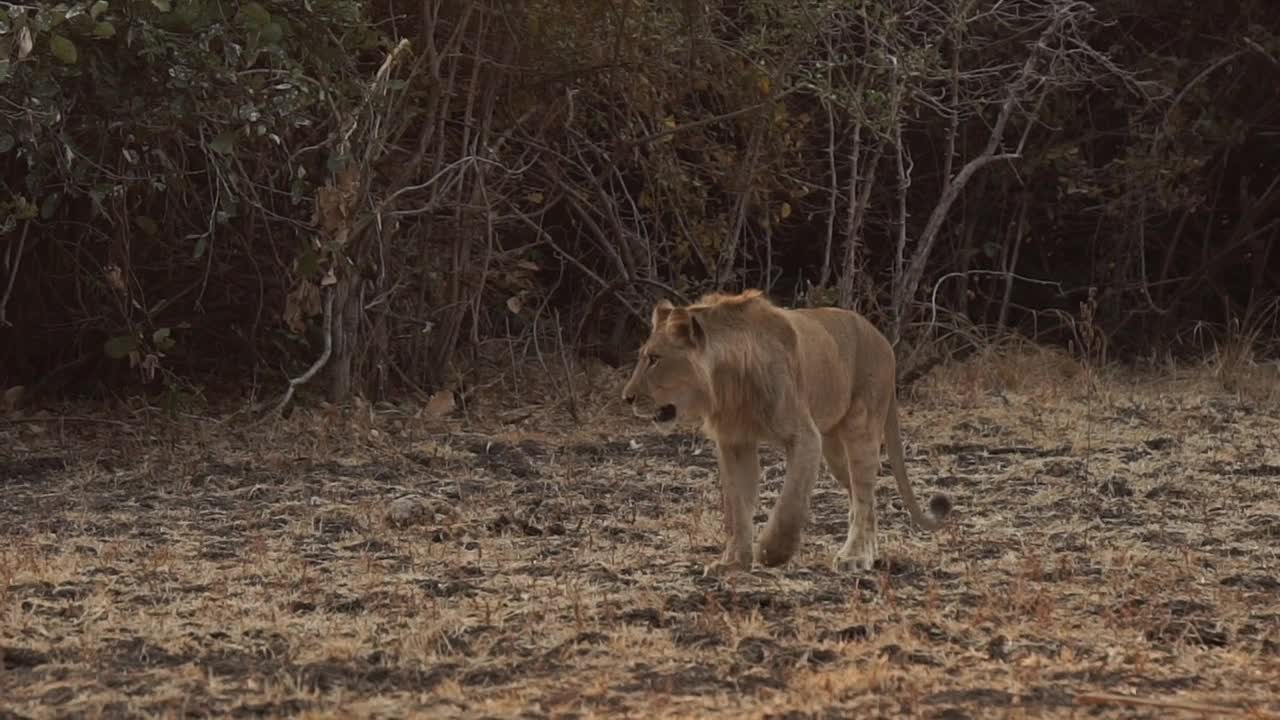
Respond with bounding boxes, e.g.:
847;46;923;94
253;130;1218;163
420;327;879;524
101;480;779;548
647;353;661;366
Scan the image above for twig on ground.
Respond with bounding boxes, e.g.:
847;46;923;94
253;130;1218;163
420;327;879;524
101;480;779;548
1074;691;1275;718
0;416;135;428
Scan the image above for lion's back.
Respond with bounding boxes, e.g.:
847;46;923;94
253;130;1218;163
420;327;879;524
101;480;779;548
789;306;896;407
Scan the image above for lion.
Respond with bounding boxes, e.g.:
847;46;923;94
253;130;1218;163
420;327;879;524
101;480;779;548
621;289;951;575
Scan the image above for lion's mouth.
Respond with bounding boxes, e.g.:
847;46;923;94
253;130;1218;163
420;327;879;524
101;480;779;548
654;404;677;423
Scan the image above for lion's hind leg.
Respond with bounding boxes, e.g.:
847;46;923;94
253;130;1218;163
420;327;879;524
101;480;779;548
832;404;883;572
821;435;864;572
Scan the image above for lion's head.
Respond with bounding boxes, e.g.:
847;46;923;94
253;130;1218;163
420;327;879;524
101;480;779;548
621;291;773;427
620;299;714;426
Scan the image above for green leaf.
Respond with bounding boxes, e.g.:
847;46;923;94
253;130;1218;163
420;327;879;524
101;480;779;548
0;135;14;153
104;335;137;359
0;60;10;84
325;151;348;175
297;245;320;277
209;131;236;155
192;235;208;259
40;192;62;219
260;21;283;45
152;327;176;352
237;2;271;29
152;0;172;12
49;34;78;65
90;1;110;19
12;196;37;220
93;21;116;38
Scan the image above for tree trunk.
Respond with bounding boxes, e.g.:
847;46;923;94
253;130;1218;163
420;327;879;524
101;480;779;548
328;273;362;402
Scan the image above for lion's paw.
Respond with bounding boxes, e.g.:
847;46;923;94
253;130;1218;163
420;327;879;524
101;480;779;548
754;528;802;568
834;537;877;572
703;558;751;577
831;553;875;573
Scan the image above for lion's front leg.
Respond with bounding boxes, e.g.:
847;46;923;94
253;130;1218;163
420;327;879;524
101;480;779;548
703;441;759;576
755;421;821;567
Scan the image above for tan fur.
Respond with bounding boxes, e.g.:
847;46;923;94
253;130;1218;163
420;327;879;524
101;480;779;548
622;289;952;575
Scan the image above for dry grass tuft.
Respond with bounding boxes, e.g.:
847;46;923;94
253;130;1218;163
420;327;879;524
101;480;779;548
913;342;1087;403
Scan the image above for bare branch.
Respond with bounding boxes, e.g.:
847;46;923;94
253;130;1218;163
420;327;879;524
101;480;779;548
892;2;1087;341
0;220;30;327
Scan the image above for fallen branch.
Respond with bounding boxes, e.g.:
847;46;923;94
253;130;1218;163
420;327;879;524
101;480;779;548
0;416;135;428
248;287;336;425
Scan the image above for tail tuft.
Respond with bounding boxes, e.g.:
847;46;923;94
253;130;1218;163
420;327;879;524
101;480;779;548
928;493;953;522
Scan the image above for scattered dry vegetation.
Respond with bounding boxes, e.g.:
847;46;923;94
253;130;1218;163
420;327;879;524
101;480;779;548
3;351;1280;718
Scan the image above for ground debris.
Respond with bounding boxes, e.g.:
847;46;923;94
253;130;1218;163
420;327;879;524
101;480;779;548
2;364;1278;717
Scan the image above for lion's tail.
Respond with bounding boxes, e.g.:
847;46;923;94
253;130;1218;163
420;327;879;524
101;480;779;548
885;393;952;532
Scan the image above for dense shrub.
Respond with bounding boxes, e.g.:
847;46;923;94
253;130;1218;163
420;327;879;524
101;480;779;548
2;0;1277;407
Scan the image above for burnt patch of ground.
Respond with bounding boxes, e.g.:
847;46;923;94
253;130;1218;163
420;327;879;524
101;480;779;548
1;364;1278;718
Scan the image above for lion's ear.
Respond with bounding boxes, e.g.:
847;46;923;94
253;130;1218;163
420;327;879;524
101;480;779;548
652;299;675;328
687;311;706;348
669;307;706;349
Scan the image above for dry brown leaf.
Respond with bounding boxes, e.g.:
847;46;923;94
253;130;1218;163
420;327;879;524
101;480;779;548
283;281;321;334
423;390;455;419
312;166;361;244
104;264;126;294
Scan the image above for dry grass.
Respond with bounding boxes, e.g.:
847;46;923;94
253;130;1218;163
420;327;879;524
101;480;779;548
2;352;1279;718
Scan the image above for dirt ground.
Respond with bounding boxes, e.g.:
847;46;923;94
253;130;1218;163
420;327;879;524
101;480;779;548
2;350;1279;719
